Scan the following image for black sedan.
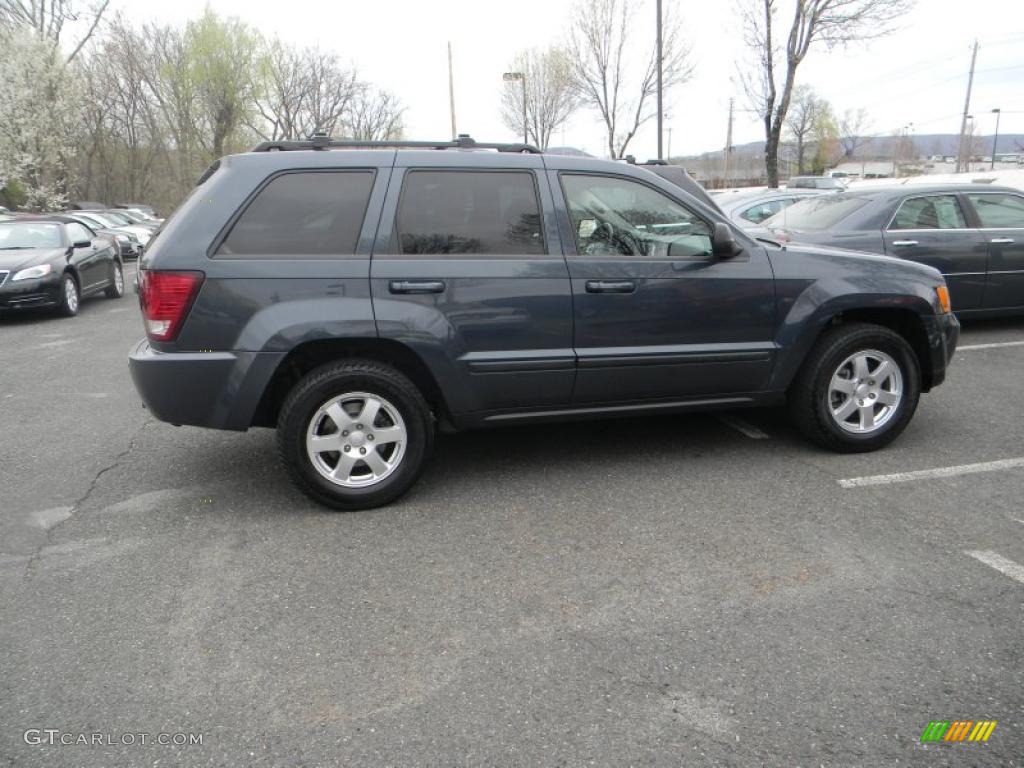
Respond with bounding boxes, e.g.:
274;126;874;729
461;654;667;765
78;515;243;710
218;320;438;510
761;183;1024;316
0;218;124;317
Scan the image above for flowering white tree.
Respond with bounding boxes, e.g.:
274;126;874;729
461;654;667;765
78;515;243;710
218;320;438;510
0;31;81;210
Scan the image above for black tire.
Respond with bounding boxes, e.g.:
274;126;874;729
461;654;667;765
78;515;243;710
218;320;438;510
276;360;434;511
788;322;921;453
104;260;125;299
57;273;80;317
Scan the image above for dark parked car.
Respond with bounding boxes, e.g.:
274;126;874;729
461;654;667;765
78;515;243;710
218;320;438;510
129;136;958;510
762;184;1024;315
0;217;124;316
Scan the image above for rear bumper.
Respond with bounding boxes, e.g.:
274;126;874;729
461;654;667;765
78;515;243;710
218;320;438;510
128;339;283;430
922;311;959;391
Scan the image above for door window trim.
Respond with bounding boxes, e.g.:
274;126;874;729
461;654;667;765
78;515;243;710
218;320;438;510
388;167;550;259
557;170;717;260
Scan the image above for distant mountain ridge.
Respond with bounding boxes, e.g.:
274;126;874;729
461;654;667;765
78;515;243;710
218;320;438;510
679;133;1024;161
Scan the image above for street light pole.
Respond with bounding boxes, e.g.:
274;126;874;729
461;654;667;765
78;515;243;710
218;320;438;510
656;0;663;160
503;71;528;146
991;108;1001;170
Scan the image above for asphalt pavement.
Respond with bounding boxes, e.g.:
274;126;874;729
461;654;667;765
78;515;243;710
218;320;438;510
1;265;1022;766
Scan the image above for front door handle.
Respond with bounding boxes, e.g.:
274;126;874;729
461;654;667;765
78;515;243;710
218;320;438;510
990;237;1015;244
585;280;636;294
389;280;445;294
891;240;919;247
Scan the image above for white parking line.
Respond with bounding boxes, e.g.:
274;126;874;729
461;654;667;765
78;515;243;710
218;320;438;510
717;415;769;440
838;457;1024;488
957;340;1024;351
965;550;1024;584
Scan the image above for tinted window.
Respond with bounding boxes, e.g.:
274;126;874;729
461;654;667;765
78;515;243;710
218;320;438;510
397;171;544;255
967;193;1024;228
218;171;374;256
890;195;966;230
562;174;712;259
764;195;869;230
65;222;93;243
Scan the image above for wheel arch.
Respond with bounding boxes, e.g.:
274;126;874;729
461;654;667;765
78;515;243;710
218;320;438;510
250;337;451;429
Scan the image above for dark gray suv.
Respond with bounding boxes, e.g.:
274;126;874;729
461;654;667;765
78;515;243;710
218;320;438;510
129;136;959;510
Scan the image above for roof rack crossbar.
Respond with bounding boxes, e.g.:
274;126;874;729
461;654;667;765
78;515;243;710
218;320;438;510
250;133;541;154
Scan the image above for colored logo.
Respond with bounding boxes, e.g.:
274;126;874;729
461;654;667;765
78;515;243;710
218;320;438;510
920;720;997;742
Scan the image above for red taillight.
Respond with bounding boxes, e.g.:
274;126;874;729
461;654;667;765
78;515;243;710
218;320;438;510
138;269;204;342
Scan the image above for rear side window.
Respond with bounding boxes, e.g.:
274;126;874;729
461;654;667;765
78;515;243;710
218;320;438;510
967;193;1024;228
890;195;966;230
217;171;374;257
396;170;545;255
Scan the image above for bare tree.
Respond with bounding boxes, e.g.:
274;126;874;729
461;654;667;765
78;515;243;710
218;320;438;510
500;47;578;150
253;43;359;141
736;0;913;187
568;0;692;158
784;85;825;173
838;107;872;158
344;86;404;141
0;0;110;60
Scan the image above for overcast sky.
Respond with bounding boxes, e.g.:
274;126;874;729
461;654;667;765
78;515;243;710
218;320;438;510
114;0;1024;158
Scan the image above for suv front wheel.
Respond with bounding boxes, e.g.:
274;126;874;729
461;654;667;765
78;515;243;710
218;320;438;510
276;360;434;510
788;322;921;452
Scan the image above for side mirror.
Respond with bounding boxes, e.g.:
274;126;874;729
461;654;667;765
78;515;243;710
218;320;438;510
711;222;740;258
73;239;91;249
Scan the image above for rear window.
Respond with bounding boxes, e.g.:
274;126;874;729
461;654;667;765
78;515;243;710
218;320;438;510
396;170;545;255
217;171;374;257
765;195;869;231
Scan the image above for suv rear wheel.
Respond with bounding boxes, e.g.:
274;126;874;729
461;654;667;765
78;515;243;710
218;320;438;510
276;360;434;510
788;322;921;452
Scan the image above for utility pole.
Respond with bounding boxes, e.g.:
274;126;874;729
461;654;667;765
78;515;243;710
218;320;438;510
448;42;457;140
723;97;734;184
667;127;673;160
991;108;1001;169
956;40;979;173
656;0;663;160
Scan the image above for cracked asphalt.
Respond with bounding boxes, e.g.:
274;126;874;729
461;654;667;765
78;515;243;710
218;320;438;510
1;266;1023;766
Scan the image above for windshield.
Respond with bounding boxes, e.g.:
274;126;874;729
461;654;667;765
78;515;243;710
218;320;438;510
0;222;62;249
101;211;134;225
79;212;118;228
763;195;870;231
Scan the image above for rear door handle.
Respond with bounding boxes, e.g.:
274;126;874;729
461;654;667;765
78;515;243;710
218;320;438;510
891;240;918;247
990;237;1015;244
389;280;445;294
585;280;636;294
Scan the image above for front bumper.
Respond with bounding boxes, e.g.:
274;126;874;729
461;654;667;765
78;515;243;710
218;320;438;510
922;311;959;391
0;272;62;310
128;338;282;430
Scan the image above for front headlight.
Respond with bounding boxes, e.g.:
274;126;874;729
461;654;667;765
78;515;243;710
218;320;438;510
12;264;53;281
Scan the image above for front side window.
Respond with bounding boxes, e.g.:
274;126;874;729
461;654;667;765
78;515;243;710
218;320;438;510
890;195;967;230
396;170;544;255
218;171;374;257
65;223;93;244
562;174;711;259
967;193;1024;228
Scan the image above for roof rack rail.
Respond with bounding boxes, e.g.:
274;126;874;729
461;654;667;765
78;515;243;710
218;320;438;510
250;132;542;154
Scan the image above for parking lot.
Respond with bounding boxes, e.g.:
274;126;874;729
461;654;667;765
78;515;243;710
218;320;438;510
1;262;1022;765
